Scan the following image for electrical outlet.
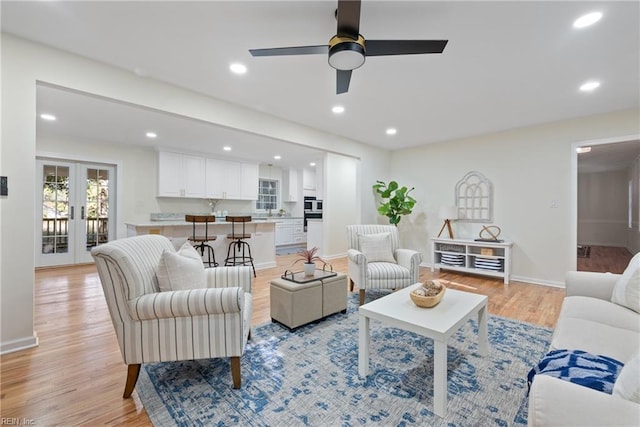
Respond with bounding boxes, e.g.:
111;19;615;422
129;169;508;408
0;176;7;196
550;199;558;208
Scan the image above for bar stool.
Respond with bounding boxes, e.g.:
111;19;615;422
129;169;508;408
185;215;218;267
224;216;256;277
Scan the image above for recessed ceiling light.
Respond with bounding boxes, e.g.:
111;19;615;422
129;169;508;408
223;146;232;151
309;162;316;167
230;63;247;74
573;12;602;28
40;113;56;121
145;132;157;138
576;146;592;154
274;155;281;160
580;80;600;92
386;128;397;135
332;105;345;114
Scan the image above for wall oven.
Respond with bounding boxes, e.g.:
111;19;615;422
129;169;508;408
304;196;323;213
303;196;322;231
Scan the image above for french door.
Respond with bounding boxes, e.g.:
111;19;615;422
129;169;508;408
36;159;116;267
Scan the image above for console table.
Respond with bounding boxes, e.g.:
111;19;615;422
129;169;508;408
431;237;513;284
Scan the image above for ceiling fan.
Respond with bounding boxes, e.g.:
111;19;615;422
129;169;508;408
249;0;448;94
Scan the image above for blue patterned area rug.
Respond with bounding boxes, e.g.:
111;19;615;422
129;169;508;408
136;292;552;426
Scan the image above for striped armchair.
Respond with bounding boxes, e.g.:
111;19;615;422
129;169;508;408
91;234;253;398
347;224;423;305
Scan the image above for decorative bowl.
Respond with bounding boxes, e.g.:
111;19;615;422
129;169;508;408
410;280;446;308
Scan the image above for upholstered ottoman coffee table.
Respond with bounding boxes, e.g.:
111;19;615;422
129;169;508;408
270;271;348;331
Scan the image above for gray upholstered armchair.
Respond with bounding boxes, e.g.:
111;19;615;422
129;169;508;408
91;234;253;398
347;224;423;305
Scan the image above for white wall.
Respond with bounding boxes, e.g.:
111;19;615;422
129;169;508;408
628;156;640;254
390;109;640;286
578;169;629;247
0;34;388;354
323;153;358;258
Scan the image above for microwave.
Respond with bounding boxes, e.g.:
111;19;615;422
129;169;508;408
304;196;323;212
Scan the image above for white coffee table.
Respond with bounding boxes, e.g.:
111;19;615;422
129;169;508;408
358;284;488;417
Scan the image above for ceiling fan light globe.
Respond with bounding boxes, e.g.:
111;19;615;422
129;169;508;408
328;35;366;71
329;46;365;70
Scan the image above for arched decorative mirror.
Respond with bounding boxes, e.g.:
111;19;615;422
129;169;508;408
455;171;493;222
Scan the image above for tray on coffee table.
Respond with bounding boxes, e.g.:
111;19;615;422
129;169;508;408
281;265;336;283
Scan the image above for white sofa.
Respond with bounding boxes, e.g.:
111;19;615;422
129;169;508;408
528;269;640;426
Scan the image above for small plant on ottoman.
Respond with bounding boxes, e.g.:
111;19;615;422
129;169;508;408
294;246;324;276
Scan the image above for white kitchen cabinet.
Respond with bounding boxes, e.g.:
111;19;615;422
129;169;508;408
303;167;315;190
158;151;205;198
282;168;298;202
292;219;305;244
206;158;258;200
303;162;323;199
275;218;305;246
275;221;294;246
241;162;259;200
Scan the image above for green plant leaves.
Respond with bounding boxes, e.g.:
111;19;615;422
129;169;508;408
372;180;416;226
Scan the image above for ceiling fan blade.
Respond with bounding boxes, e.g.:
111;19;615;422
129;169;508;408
365;40;448;56
336;69;352;94
249;45;329;57
336;0;361;38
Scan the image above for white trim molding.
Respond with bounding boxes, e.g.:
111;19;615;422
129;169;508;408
1;335;39;355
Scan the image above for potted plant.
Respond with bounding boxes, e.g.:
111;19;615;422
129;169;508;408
293;246;324;276
372;180;416;226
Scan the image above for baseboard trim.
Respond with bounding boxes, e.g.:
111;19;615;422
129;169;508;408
254;261;277;270
323;252;347;261
510;275;565;288
1;334;39;355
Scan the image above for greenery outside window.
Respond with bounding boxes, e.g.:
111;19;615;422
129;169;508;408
256;179;278;210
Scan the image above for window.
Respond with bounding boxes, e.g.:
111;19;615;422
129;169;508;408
256;179;278;210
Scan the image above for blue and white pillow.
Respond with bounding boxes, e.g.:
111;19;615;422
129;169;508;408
528;349;623;394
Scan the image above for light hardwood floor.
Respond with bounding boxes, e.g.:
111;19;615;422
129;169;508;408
577;245;633;274
1;254;567;426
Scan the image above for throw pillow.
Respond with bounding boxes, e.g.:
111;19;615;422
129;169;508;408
613;352;640;403
611;252;640;313
527;349;623;394
358;232;396;263
156;242;206;292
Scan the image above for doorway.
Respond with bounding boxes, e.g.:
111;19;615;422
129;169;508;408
574;136;640;273
35;158;116;267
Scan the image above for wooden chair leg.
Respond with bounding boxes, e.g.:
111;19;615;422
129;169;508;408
230;356;241;389
123;364;141;398
359;290;365;306
349;278;355;292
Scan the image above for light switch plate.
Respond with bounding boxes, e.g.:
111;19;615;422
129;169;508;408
0;176;7;196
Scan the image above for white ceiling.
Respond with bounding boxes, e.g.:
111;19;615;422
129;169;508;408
35;84;328;167
2;1;639;168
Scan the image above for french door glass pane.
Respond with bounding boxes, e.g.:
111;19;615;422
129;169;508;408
85;168;110;250
41;165;70;254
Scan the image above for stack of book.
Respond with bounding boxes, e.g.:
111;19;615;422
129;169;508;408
474;257;503;271
440;253;465;266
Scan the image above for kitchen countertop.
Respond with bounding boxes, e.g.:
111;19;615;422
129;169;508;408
125;217;302;227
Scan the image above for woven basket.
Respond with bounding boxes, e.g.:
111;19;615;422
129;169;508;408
410;282;446;308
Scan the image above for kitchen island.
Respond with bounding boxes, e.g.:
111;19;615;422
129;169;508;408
125;218;277;270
